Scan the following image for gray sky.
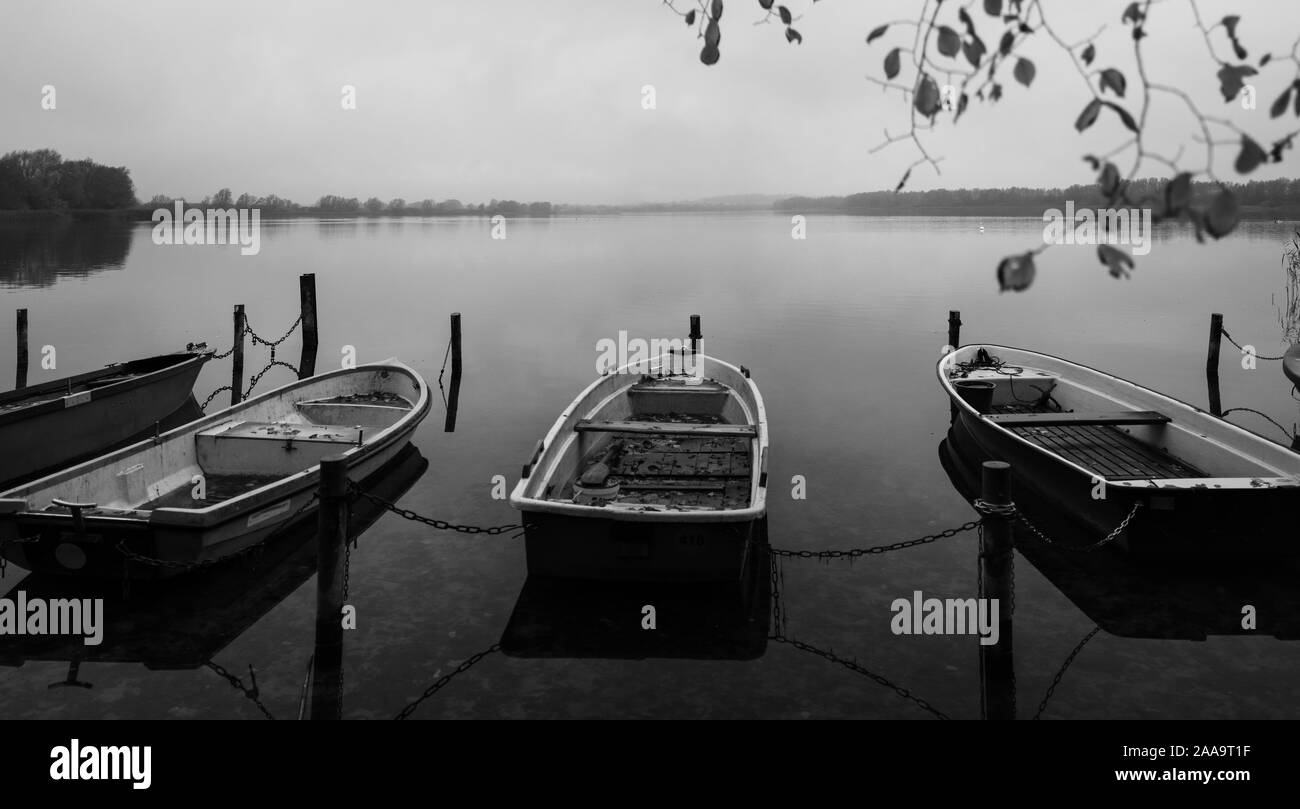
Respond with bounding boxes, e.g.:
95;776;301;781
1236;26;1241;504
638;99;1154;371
2;0;1297;204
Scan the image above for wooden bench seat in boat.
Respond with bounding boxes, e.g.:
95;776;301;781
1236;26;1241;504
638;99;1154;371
984;410;1170;427
196;420;362;476
574;419;758;438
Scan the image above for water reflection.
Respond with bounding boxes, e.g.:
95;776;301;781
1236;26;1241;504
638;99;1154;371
0;444;428;704
0;217;132;288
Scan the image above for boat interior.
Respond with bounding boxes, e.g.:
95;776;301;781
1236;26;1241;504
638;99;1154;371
1;369;418;517
541;371;759;510
944;346;1300;486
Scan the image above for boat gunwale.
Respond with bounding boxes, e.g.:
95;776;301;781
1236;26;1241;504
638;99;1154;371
0;359;431;527
510;352;769;523
0;349;212;428
938;343;1300;490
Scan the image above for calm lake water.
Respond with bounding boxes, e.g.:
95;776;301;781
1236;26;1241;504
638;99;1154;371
1;213;1298;719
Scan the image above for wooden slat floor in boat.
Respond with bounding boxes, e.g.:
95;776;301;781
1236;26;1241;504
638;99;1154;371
990;403;1204;480
573;431;752;509
140;473;282;509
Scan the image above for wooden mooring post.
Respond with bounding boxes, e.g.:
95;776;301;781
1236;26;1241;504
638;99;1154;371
299;273;318;379
1206;313;1223;417
947;310;961;350
231;304;246;407
311;455;349;720
979;460;1016;721
15;309;28;390
444;313;463;433
689;314;702;353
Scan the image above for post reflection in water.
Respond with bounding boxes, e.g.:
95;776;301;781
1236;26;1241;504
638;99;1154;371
939;430;1300;719
0;442;429;719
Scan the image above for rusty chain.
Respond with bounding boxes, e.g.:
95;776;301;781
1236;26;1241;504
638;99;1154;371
204;660;276;720
1219;327;1289;361
1013;501;1141;553
1033;626;1101;720
393;644;502;720
198;312;303;411
347;482;530;536
770;520;980;559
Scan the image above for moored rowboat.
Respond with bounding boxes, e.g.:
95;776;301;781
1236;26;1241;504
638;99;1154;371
939;345;1300;558
0;347;212;488
511;351;768;580
0;359;430;578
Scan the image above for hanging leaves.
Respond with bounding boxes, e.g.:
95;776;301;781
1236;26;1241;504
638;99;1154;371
1271;84;1294;119
1097;161;1121;198
778;5;791;24
866;24;889;44
701;18;721;65
712;0;724;21
1165;172;1193;216
997;252;1037;292
983;0;1002;15
884;47;901;79
1097;244;1135;280
937;26;961;57
963;36;987;68
1216;64;1258;102
1234;135;1268;174
998;30;1015;56
1222;15;1248;60
915;73;942;117
1104;101;1139;133
1099;68;1127;98
685;9;696;25
1081;43;1096;65
1013;57;1035;86
786;26;802;44
1075;98;1102;132
1205;189;1240;238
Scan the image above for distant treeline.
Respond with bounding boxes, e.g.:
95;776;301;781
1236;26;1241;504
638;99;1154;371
145;189;556;217
0;149;137;210
775;178;1300;216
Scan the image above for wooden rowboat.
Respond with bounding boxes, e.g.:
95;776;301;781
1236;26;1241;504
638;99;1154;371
0;348;212;488
511;352;768;581
0;359;430;579
940;345;1300;558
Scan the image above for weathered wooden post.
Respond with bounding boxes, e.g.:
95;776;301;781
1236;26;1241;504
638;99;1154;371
947;310;961;350
298;273;318;379
1206;313;1223;417
979;460;1016;721
444;313;462;433
689;314;702;353
15;309;28;390
311;455;348;720
231;304;246;407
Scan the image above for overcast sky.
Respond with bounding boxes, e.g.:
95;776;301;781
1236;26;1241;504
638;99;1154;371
2;0;1297;204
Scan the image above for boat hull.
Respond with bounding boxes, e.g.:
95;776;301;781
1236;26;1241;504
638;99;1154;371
520;511;759;582
0;352;209;487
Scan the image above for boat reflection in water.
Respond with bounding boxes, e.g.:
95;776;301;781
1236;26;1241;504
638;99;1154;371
500;520;771;660
0;443;428;697
939;435;1300;641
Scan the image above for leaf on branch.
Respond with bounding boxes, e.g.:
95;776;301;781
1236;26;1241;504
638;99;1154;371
1165;172;1193;216
701;18;721;64
1081;43;1096;66
1097;161;1121;199
1222;15;1240;37
1083;154;1101;171
778;5;791;24
1260;53;1272;67
1104;101;1139;133
759;0;773;8
997;252;1037;292
983;0;1002;16
867;24;889;44
884;47;901;79
895;167;912;192
1216;64;1257;102
712;0;724;21
956;92;970;120
1121;3;1143;25
958;7;975;35
990;83;1003;102
1234;135;1267;174
1075;98;1102;132
785;26;802;44
915;73;942;117
1272;85;1294;119
963;37;987;68
1271;135;1295;163
937;26;961;57
1205;189;1240;238
1013;57;1035;86
1099;68;1126;98
998;30;1015;56
1097;244;1135;280
685;9;696;25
